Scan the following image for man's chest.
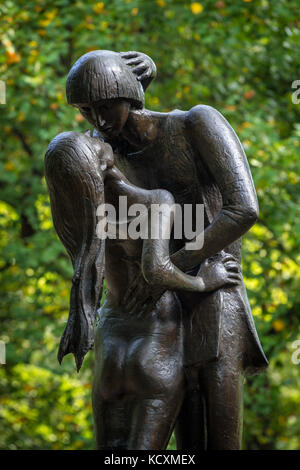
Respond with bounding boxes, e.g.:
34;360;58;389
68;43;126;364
115;134;203;206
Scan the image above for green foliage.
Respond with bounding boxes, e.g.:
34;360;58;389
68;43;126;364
0;0;299;450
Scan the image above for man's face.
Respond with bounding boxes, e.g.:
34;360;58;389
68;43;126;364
74;99;131;137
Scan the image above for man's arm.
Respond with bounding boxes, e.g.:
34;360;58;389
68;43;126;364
172;105;259;272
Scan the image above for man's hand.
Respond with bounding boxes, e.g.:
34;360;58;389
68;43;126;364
197;254;241;292
120;51;157;91
121;253;242;317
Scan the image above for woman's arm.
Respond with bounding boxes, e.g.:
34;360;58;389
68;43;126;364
121;186;241;315
140;189;241;293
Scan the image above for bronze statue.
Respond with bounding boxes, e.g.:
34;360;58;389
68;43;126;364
45;50;268;450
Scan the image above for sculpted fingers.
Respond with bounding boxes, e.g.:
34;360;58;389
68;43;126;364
226;278;241;286
126;292;141;314
122;273;141;306
222;254;237;264
127;284;149;315
136;297;153;318
124;57;144;66
227;272;242;284
120;51;139;59
228;273;241;280
225;261;240;273
137;70;152;82
131;63;148;76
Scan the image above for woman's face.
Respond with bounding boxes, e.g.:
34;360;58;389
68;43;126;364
86;137;114;172
75;99;131;137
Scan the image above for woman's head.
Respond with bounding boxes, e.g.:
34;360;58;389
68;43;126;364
66;50;145;136
46;131;113;177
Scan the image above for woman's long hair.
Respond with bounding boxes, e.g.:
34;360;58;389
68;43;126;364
45;132;105;371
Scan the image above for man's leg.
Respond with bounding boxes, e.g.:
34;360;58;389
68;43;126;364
175;366;206;450
201;358;245;450
175;360;244;450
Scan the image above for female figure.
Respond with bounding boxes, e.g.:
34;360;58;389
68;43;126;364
45;131;241;449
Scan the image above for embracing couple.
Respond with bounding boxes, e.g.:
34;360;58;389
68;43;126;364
45;50;268;450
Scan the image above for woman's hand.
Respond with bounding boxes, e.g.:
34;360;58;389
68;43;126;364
120;51;157;91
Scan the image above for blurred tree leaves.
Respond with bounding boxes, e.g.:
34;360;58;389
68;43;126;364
0;0;299;450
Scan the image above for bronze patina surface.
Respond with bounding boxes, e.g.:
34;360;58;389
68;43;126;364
45;50;267;450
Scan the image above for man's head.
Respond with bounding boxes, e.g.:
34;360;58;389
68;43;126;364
66;50;145;137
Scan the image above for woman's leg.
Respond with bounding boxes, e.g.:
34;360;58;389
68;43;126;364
93;310;184;450
127;394;184;450
125;327;185;449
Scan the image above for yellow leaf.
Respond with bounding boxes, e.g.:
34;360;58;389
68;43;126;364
149;96;159;106
56;92;64;102
38;18;52;28
19;11;29;21
75;113;84;122
17;112;25;122
288;172;299;184
4;162;14;171
93;2;105;14
225;105;236;111
101;21;108;29
273;320;285;332
244;89;256;99
241;121;251;128
190;3;204;15
131;7;138;16
86;46;98;52
5;51;21;64
253;306;262;317
3;16;13;23
45;8;58;20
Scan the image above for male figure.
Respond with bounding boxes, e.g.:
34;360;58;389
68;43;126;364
66;50;268;449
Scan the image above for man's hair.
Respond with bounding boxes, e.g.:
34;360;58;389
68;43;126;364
66;50;145;108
